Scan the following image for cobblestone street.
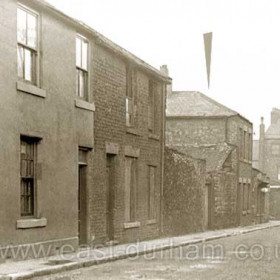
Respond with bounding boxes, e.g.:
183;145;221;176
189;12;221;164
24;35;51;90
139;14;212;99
34;226;280;280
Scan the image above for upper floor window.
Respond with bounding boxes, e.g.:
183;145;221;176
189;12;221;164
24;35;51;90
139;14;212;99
126;66;136;127
17;6;38;84
239;127;252;162
76;35;89;100
148;80;156;132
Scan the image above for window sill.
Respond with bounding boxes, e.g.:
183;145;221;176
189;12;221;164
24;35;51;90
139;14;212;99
17;81;46;98
123;221;141;229
75;99;95;112
148;133;160;141
17;218;47;229
146;219;157;225
126;127;141;136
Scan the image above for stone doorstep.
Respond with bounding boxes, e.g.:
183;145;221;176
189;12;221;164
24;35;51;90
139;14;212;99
1;221;280;280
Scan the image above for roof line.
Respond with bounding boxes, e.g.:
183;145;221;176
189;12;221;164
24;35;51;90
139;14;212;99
34;0;172;83
171;91;252;123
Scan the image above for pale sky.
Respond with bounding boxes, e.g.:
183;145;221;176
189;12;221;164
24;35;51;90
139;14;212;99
47;0;280;138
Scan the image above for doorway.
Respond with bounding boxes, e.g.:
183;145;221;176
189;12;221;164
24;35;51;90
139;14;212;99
78;149;88;245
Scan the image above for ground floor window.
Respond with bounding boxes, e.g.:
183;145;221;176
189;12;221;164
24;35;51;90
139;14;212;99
124;156;137;222
148;166;156;219
20;136;38;217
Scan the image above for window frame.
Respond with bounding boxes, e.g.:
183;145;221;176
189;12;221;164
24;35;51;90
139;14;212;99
17;4;39;86
126;66;136;127
148;80;156;132
76;34;89;101
20;136;39;218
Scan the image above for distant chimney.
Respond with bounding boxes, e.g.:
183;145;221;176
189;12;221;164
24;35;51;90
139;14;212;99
271;108;280;125
160;65;172;97
160;65;169;76
259;117;265;172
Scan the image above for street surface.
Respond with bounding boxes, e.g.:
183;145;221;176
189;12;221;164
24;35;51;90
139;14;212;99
35;227;280;280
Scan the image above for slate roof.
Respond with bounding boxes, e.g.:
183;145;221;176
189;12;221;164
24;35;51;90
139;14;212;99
266;124;280;138
167;143;235;172
166;91;238;117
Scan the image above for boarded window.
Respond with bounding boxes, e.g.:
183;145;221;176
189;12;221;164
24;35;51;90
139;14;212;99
20;136;38;217
76;36;89;100
243;183;247;211
148;166;156;219
125;157;137;222
126;67;136;127
148;80;156;132
17;6;38;84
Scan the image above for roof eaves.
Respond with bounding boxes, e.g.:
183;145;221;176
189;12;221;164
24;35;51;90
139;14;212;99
35;0;172;83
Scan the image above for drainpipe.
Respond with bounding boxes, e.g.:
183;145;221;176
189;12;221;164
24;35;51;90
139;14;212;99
159;83;166;236
159;65;170;236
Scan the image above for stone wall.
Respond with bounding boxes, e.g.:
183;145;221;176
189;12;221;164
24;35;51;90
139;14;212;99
163;148;206;237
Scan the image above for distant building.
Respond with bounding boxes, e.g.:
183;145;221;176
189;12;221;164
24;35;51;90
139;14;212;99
254;108;280;219
166;91;269;228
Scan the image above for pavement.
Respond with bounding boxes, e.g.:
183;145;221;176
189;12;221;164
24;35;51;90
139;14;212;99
1;221;280;280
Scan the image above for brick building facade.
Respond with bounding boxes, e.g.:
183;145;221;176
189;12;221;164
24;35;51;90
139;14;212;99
166;91;263;228
0;0;170;259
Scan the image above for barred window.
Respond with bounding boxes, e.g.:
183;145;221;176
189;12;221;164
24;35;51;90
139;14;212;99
76;36;89;100
17;6;38;84
20;137;37;217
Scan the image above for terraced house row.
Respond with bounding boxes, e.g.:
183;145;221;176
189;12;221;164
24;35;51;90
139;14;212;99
0;0;270;262
0;0;171;259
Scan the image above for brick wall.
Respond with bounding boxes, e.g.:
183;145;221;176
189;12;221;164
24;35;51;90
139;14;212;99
163;148;206;237
207;170;238;229
90;43;166;244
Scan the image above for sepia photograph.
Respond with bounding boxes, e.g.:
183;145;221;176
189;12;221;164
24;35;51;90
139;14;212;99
0;0;279;279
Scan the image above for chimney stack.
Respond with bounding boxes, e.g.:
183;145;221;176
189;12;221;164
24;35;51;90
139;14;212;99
160;65;172;97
